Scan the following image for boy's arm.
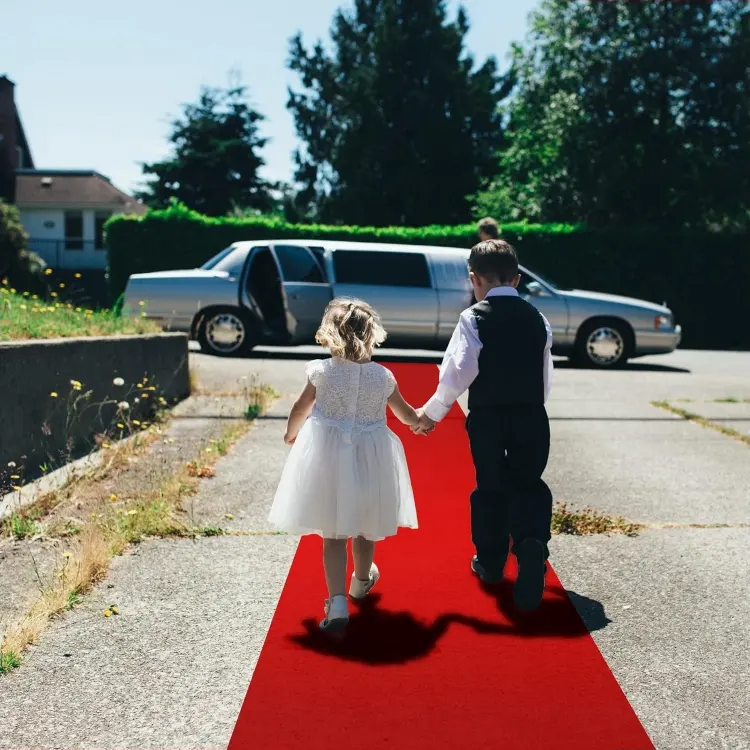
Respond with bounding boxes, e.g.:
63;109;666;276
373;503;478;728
421;311;482;424
542;314;553;403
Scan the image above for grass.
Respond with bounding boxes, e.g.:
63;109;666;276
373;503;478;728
551;501;642;536
0;283;160;340
0;383;276;674
652;401;750;447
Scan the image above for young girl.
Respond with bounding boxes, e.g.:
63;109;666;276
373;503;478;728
268;298;419;633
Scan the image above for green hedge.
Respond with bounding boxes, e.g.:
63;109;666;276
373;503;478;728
107;203;749;350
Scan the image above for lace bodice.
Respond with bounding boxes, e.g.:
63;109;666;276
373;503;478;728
306;358;396;433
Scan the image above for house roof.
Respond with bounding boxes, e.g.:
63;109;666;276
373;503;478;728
14;169;147;213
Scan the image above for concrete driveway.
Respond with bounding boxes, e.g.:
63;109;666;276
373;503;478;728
0;346;747;749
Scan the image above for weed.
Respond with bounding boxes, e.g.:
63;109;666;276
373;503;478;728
552;502;641;536
653;401;750;447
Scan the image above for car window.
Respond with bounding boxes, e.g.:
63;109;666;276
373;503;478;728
333;250;431;288
309;246;329;281
274;244;325;283
203;247;247;277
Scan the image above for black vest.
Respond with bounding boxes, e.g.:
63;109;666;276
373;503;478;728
468;295;548;410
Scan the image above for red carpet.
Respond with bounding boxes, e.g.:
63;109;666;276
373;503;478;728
229;363;654;749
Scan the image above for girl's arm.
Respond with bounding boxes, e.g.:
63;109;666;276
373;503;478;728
387;385;419;427
285;382;316;445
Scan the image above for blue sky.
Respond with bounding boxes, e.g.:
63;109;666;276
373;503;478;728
2;0;539;195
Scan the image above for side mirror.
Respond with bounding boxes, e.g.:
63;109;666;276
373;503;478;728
525;281;544;297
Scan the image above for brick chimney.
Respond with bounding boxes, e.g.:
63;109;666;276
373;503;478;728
0;75;20;202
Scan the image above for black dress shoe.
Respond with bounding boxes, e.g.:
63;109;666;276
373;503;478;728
513;539;547;611
471;555;505;585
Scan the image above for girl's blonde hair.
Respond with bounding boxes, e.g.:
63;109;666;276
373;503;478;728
315;298;387;361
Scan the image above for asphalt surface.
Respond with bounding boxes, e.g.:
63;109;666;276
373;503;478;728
1;347;748;749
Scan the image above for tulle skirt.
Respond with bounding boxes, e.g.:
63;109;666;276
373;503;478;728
268;418;417;541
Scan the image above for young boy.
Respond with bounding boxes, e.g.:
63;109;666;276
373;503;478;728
413;239;554;611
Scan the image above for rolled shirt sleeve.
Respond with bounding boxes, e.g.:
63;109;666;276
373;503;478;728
423;311;482;422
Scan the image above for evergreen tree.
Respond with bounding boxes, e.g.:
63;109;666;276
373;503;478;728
138;84;275;216
287;0;512;226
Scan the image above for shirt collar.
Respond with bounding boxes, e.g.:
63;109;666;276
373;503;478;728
485;286;519;298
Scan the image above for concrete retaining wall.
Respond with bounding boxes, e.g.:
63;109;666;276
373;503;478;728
0;334;190;483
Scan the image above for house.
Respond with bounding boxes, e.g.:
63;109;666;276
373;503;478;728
15;169;146;270
0;74;146;271
0;75;34;201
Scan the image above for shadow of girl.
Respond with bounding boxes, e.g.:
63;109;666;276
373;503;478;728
289;587;608;666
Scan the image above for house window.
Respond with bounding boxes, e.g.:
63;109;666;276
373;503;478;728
95;212;111;250
64;211;84;251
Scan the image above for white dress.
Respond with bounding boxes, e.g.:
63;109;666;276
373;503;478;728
268;358;418;541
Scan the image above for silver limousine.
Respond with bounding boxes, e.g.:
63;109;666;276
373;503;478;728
123;239;682;368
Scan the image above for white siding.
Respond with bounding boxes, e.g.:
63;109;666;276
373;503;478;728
19;207;110;270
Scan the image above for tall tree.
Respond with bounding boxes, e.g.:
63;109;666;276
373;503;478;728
138;84;275;216
287;0;513;226
475;0;750;228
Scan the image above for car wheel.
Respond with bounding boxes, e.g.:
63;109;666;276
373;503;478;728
574;319;632;368
197;309;255;357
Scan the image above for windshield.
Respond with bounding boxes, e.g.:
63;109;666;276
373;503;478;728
200;246;248;277
523;266;565;291
200;247;234;270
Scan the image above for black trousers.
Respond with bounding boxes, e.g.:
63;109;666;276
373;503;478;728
466;405;553;573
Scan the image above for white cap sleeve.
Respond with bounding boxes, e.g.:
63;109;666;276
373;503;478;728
305;359;324;388
384;366;397;395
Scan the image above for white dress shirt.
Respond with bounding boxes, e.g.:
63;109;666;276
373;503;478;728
423;286;553;422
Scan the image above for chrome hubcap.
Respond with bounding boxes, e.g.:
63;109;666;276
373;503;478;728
206;313;245;353
586;327;624;365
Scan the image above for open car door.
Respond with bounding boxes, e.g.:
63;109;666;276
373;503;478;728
270;244;333;344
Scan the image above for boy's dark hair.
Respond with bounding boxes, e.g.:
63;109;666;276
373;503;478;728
476;217;499;239
469;239;519;284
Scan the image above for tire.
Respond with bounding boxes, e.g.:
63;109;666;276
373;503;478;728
197;308;256;357
574;319;632;369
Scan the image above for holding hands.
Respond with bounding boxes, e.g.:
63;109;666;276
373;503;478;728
411;408;436;437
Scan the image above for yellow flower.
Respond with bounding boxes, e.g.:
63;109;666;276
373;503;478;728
138;300;146;307
1;278;7;285
141;393;149;399
10;474;19;479
74;273;82;279
70;380;82;390
11;485;21;491
117;423;124;429
45;268;53;276
75;307;82;312
127;509;137;516
32;294;38;300
132;420;141;426
110;606;119;615
110;494;118;501
140;312;147;317
50;392;58;398
51;292;58;298
63;551;72;559
104;610;112;617
59;283;65;289
102;442;111;449
20;304;27;310
225;514;234;520
10;288;16;293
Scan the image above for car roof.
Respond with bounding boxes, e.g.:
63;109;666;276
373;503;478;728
231;239;470;256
